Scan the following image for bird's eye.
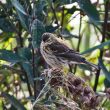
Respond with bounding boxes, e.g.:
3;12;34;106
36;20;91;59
42;33;50;42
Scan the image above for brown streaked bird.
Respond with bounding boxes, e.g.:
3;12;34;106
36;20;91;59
40;32;98;71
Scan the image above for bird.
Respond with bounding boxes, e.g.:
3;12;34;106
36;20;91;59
40;32;99;72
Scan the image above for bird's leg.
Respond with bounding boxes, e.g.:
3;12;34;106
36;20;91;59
41;67;62;78
42;68;53;77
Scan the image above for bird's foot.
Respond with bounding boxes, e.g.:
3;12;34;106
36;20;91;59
41;68;62;78
42;68;53;77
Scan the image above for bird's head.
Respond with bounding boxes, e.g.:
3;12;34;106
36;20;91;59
42;33;56;43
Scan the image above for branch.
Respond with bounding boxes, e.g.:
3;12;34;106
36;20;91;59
50;2;59;26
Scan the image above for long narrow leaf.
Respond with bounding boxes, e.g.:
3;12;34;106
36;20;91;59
99;58;110;82
22;62;34;87
0;50;24;63
11;0;29;30
11;0;27;15
0;18;15;32
31;19;46;48
81;40;110;54
2;92;26;110
77;0;100;25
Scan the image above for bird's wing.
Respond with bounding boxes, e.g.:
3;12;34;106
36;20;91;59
48;41;78;53
48;41;86;63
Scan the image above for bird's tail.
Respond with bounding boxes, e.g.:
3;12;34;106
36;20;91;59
84;60;99;70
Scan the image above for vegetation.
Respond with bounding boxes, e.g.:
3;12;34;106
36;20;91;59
0;0;110;109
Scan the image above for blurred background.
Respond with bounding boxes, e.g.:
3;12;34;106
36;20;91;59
0;0;110;109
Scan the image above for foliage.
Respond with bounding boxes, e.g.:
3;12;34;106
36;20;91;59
0;0;110;110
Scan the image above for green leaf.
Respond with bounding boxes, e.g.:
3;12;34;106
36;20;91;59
81;40;110;54
104;78;110;88
31;19;46;48
11;0;27;15
53;0;76;5
0;18;15;32
11;0;29;30
22;62;34;87
102;100;110;109
78;64;92;71
2;92;26;110
77;0;100;25
45;25;59;33
65;6;78;14
99;58;110;82
60;29;79;39
17;10;29;30
0;50;24;63
18;48;32;61
35;0;47;20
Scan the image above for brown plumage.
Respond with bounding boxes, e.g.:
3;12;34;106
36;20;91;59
40;32;98;70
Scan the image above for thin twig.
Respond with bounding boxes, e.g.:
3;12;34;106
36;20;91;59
60;6;65;32
50;2;59;26
68;13;80;24
32;46;37;99
32;77;52;108
2;65;24;74
74;13;82;74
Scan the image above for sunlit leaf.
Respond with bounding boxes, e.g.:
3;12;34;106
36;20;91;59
77;0;100;25
31;19;46;48
2;92;26;110
0;32;13;42
102;100;110;109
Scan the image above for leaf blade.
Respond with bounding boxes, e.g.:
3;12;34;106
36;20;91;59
99;58;110;82
0;49;24;63
11;0;27;15
22;62;34;87
2;92;26;110
77;0;100;25
0;18;15;32
31;19;46;48
11;0;29;30
81;40;110;54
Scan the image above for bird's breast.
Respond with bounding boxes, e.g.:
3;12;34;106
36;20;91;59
40;42;62;68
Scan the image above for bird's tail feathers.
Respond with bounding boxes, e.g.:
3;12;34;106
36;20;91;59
84;60;99;70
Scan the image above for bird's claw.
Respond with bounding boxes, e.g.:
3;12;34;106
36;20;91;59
41;68;62;77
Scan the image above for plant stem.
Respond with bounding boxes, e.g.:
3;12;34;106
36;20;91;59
50;2;59;26
61;6;65;31
32;77;52;108
93;1;109;91
74;13;82;74
32;46;37;99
